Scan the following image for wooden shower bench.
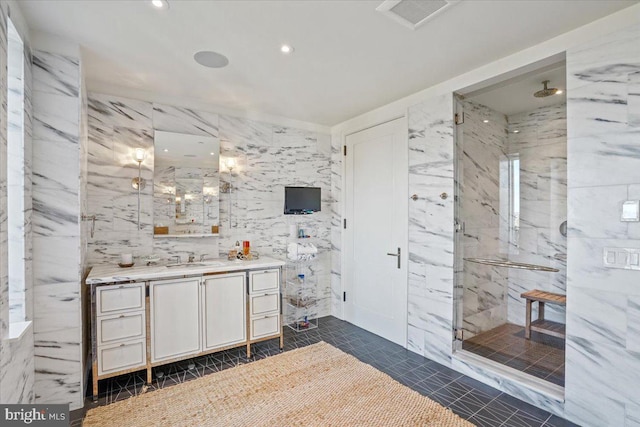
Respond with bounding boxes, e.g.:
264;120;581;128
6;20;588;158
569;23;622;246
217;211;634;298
521;289;566;340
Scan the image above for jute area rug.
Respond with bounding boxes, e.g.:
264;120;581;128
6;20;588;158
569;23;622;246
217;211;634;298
84;342;474;427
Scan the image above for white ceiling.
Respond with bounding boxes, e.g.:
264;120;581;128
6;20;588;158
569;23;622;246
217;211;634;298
19;0;637;126
467;65;567;116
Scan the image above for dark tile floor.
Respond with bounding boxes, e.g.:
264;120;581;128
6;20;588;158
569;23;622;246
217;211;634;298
72;316;579;426
463;323;566;387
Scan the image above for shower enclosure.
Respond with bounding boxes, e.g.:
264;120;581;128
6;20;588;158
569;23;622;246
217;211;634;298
453;77;567;387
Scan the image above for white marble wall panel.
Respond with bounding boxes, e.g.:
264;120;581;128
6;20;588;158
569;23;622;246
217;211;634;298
7;24;24;321
565;22;640;427
330;133;342;318
87;94;332;317
0;1;10;404
628;296;640;353
31;49;83;410
407;93;454;365
1;1;35;404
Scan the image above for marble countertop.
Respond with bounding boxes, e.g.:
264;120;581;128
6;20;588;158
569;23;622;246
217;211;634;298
86;256;285;285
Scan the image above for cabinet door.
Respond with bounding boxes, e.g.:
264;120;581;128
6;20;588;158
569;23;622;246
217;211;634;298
150;277;201;363
202;273;246;351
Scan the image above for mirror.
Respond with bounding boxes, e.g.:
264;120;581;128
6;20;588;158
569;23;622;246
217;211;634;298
153;131;220;236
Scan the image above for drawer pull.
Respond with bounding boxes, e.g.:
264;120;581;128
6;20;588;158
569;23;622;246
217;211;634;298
119;315;125;318
119;343;125;347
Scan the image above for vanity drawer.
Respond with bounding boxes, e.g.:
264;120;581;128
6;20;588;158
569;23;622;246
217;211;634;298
250;292;279;317
96;283;145;316
249;269;280;294
250;314;280;340
97;339;146;376
97;311;145;346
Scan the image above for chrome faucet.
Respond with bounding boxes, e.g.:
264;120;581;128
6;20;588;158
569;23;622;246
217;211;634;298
188;253;196;263
199;254;207;262
169;255;180;265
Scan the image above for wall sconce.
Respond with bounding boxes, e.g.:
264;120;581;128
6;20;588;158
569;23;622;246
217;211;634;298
131;148;147;230
223;157;236;228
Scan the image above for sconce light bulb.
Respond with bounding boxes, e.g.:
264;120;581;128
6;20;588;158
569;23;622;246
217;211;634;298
134;148;147;162
226;158;236;170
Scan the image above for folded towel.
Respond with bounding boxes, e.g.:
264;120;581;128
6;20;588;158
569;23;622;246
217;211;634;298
287;242;318;261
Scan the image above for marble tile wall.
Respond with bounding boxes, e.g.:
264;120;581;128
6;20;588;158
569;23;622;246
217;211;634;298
506;103;567;327
7;20;25;323
79;57;89;395
564;23;640;427
0;0;10;404
31;49;83;409
87;93;333;316
330;133;342;317
407;93;455;365
0;0;35;405
457;100;509;337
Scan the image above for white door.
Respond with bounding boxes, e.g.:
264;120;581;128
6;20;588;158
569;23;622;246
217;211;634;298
344;118;408;346
202;273;247;350
150;277;201;362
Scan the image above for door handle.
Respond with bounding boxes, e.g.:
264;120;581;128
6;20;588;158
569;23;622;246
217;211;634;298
386;247;401;269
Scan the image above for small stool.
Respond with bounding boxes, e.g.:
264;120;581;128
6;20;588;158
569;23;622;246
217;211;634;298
521;289;566;339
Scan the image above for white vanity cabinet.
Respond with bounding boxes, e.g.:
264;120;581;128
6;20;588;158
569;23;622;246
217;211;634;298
93;282;147;377
150;277;202;363
202;272;247;350
247;269;282;356
88;258;284;401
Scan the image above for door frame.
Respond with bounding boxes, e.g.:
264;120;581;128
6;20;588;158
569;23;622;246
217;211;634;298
341;116;409;348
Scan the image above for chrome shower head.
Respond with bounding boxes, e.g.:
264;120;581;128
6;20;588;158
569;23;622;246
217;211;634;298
534;80;558;98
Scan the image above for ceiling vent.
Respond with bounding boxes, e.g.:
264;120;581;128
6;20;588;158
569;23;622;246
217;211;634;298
377;0;459;30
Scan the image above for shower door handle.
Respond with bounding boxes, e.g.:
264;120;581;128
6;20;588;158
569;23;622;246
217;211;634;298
386;248;401;269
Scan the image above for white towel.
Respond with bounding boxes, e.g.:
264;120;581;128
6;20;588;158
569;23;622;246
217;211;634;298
287;242;318;261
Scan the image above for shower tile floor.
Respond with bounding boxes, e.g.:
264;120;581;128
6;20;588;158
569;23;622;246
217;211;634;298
462;323;565;387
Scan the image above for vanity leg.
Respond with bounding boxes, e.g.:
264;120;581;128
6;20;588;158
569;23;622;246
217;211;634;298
92;376;99;402
246;342;252;359
279;334;284;352
146;366;152;384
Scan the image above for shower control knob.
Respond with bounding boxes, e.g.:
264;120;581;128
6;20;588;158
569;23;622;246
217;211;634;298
440;192;448;200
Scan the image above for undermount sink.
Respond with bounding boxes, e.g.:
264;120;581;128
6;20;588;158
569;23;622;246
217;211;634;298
166;261;225;268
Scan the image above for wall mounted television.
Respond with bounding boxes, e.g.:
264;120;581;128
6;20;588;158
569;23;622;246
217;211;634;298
284;186;321;215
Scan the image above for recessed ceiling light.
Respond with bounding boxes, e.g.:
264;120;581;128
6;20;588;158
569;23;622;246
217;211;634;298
210;152;215;155
151;0;169;9
483;119;489;123
513;130;520;133
164;149;168;152
280;44;294;54
194;51;229;68
556;90;563;95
